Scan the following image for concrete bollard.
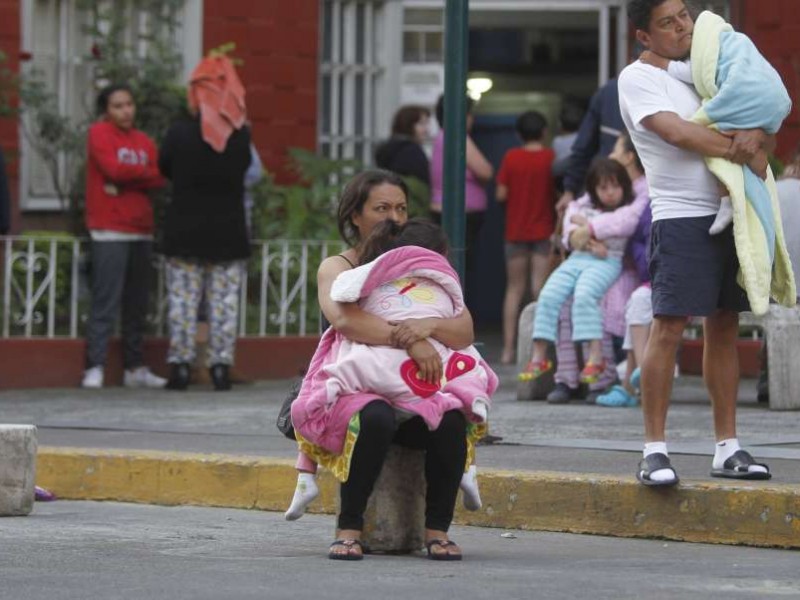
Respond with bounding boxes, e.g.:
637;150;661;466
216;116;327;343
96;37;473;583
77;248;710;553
358;445;426;553
0;425;38;516
516;302;555;401
759;306;800;411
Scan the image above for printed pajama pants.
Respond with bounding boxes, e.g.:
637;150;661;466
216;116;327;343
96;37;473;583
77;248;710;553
166;258;243;366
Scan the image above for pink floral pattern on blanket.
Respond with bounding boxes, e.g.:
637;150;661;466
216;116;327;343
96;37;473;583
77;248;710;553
291;247;498;455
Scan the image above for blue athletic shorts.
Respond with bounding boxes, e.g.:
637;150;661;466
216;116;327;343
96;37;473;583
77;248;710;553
649;215;749;317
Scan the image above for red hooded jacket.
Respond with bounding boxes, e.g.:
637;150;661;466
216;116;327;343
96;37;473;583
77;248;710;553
85;121;164;233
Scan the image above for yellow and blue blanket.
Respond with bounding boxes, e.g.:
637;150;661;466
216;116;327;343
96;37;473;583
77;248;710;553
690;11;795;315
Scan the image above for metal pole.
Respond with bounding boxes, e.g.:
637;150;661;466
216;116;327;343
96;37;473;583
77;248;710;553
442;0;469;282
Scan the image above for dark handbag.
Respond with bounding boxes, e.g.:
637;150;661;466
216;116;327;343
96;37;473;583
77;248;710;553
276;379;302;440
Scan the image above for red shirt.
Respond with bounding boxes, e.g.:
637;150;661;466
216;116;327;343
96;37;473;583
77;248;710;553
85;121;164;234
497;147;555;242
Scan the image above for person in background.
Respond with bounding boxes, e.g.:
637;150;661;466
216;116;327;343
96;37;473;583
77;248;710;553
552;101;585;185
375;105;432;191
159;55;252;392
82;84;166;390
243;143;264;238
495;111;556;364
556;79;626;215
429;94;494;275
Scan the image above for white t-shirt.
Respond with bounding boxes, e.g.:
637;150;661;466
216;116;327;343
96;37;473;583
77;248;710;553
618;61;720;221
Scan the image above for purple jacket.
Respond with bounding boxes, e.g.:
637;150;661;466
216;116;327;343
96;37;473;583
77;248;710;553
628;202;652;284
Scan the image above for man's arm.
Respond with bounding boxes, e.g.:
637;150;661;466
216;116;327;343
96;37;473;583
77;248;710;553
641;111;765;165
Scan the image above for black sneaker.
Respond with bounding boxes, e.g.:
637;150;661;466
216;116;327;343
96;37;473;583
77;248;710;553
166;363;190;391
210;363;232;391
547;383;581;404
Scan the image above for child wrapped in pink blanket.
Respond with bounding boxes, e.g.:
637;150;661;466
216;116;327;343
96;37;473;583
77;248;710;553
286;220;498;520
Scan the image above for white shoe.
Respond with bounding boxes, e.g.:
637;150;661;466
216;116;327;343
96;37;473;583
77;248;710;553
81;366;104;389
124;367;167;389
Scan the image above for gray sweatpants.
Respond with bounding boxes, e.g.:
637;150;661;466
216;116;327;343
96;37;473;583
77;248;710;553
85;240;153;369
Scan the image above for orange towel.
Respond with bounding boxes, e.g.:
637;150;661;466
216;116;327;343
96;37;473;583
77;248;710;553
188;56;246;153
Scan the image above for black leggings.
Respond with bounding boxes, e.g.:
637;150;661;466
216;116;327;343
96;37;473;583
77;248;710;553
338;400;467;532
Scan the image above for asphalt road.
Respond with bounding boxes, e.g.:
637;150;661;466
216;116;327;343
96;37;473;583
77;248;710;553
2;501;798;600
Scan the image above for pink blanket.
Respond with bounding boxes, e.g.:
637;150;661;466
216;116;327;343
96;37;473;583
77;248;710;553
291;247;498;454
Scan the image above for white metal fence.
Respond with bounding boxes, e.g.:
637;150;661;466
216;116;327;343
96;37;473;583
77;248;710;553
0;236;345;339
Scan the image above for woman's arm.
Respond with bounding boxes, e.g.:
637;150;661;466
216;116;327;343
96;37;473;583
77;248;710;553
466;136;494;184
389;308;475;351
318;256;397;346
88;126;161;184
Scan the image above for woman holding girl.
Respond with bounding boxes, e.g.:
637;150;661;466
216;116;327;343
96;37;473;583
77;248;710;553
294;170;479;561
520;156;641;382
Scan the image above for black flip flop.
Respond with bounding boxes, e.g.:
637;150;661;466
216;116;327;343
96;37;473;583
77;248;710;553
636;452;679;487
328;539;364;561
711;450;771;480
425;539;463;561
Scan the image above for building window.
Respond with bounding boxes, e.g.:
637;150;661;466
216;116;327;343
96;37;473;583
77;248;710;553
319;0;387;164
19;0;202;211
402;8;444;64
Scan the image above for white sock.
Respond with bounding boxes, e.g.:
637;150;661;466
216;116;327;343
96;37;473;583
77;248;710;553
284;472;319;521
712;438;768;473
472;398;489;423
643;442;676;482
709;196;733;235
460;465;482;511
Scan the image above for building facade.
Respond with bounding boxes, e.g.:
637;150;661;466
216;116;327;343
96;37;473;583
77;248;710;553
0;0;797;232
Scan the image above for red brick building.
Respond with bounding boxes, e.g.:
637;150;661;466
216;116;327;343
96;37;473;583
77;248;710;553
0;0;798;233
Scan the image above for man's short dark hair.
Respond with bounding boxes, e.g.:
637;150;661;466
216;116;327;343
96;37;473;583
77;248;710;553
627;0;672;31
515;111;547;142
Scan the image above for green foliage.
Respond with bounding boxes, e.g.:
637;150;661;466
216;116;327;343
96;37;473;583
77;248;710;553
251;147;361;241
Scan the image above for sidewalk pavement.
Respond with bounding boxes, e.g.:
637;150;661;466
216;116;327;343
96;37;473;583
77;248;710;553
2;356;800;548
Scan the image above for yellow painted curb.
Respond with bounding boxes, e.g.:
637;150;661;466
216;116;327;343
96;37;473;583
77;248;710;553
37;447;800;549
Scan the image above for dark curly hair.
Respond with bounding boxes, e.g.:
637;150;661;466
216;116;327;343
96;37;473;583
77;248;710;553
627;0;673;31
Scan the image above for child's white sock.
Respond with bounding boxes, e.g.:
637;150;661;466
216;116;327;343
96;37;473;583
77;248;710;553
284;472;319;521
712;438;768;473
643;442;676;482
460;465;482;511
709;196;733;234
472;398;489;423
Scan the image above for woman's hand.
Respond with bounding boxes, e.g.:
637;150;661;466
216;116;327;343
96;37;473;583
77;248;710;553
389;318;436;348
587;239;609;259
406;339;443;385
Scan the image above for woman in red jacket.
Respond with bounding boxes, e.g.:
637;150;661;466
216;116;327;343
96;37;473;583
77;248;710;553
82;84;166;389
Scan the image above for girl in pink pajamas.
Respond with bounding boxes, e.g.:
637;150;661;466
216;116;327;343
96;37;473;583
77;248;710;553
286;219;497;520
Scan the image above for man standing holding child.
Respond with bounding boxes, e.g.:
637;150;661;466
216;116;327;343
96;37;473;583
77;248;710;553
619;0;774;485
